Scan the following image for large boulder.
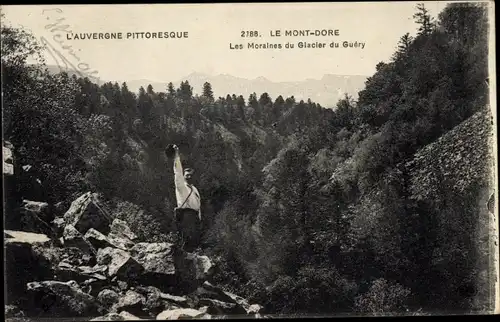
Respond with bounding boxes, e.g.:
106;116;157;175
134;285;192;317
26;280;103;318
18;200;55;236
159;293;189;307
62;224;97;255
54;262;108;285
85;228;133;251
198;297;245;315
129;242;177;288
83;277;112;298
63;192;111;235
134;286;165;316
156;308;210;320
187;253;214;280
19;200;51;221
219;289;263;315
113;290;147;317
84;228;135;250
90;311;144;321
4;229;51;245
97;289;120;309
195;281;262;315
85;228;116;250
173;251;214;293
4;230;54;306
96;247;144;280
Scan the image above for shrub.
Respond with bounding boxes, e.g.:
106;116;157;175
354;278;412;315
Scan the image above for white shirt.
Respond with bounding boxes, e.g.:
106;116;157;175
174;153;202;220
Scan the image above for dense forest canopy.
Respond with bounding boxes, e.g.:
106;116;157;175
2;2;494;316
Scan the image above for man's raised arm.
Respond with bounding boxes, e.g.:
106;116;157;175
173;145;188;191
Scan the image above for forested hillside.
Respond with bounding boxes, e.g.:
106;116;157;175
2;2;495;316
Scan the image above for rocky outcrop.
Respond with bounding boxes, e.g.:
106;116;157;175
401;107;496;310
5;192;263;320
404;108;494;201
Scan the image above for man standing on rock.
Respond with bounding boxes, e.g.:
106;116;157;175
165;144;202;252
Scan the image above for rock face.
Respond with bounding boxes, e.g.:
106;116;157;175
4;191;262;320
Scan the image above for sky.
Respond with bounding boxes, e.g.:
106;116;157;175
0;2;472;83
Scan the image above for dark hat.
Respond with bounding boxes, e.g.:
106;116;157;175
165;144;176;158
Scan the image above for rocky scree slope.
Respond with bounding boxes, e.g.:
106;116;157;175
4;179;263;321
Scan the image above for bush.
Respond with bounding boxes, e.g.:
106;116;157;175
111;200;174;243
354;278;412;315
262;267;358;315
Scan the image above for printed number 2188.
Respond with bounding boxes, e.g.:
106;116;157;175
241;31;259;37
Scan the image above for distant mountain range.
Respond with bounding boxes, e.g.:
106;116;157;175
41;65;369;108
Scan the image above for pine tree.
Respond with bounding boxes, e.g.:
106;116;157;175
259;92;272;107
177;81;193;101
167;82;176;99
413;3;435;36
147;84;154;95
392;32;414;61
273;95;285;123
137;86;152;121
236;95;246;121
202;81;214;102
248;92;261;124
121;82;137;125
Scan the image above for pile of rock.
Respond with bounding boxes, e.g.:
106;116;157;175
5;191;263;320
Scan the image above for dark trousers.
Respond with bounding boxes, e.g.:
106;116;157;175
174;208;201;252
